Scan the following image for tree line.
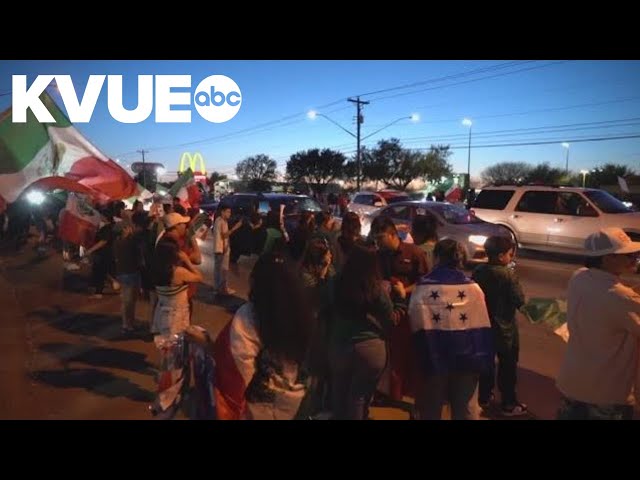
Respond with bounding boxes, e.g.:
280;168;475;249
481;162;637;189
208;138;453;195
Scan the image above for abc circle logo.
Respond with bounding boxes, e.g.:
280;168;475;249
194;75;242;123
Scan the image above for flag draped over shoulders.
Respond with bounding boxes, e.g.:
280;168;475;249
408;266;494;376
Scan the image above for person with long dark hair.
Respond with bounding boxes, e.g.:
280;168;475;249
289;210;316;261
301;238;336;413
329;245;407;420
333;211;364;272
213;253;316;420
411;213;439;272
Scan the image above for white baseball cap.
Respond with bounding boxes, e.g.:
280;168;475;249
163;212;191;230
584;227;640;257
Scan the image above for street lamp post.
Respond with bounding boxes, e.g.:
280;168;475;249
308;109;419;191
562;142;570;173
462;118;473;193
580;169;589;188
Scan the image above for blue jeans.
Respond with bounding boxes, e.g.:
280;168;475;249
329;338;388;420
420;373;480;420
213;252;229;292
117;273;140;329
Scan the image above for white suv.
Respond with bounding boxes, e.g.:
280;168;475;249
471;185;640;254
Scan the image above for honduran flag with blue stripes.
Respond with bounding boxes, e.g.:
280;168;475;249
408;266;494;376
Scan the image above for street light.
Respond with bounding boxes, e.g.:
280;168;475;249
580;169;589;188
562;142;570;173
362;114;420;141
307;110;356;139
308;109;418;191
462;118;473;192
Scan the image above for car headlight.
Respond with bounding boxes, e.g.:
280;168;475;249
468;235;488;247
26;190;45;205
361;221;371;238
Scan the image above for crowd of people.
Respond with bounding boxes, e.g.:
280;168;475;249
4;188;640;421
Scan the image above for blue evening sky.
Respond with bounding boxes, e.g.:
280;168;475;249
1;60;639;181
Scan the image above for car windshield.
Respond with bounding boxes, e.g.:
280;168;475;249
583;190;633;214
268;197;322;214
387;195;410;204
425;203;484;224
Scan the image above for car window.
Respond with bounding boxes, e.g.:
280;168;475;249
354;194;371;206
426;203;484;224
389;205;411;220
473;190;515;210
387;195;410;204
235;196;256;214
583;190;633;214
515;191;558;214
555;192;598;217
268;196;322;215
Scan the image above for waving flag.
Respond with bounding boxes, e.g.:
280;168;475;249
408;266;494;375
58;193;102;247
169;169;194;200
213;304;261;420
521;297;568;342
0;91;137;211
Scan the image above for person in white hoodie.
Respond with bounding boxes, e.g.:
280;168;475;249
556;227;640;420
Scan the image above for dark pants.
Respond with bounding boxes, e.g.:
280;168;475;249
329;338;387;420
479;342;519;406
91;255;109;294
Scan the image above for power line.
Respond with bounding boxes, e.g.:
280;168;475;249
369;117;640;142
114;62;566;157
402;96;640;127
356;61;532;98
324;116;640;151
412;133;640;150
365;61;571;103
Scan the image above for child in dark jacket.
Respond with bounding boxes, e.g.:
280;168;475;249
472;235;528;417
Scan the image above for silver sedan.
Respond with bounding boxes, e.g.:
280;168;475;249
360;200;513;264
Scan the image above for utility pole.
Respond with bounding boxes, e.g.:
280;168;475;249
348;97;369;191
137;149;149;189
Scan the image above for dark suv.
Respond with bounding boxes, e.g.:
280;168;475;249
219;193;323;262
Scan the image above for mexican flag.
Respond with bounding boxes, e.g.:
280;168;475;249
168;169;202;208
125;182;154;206
0;91;137;212
58;193;102;247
